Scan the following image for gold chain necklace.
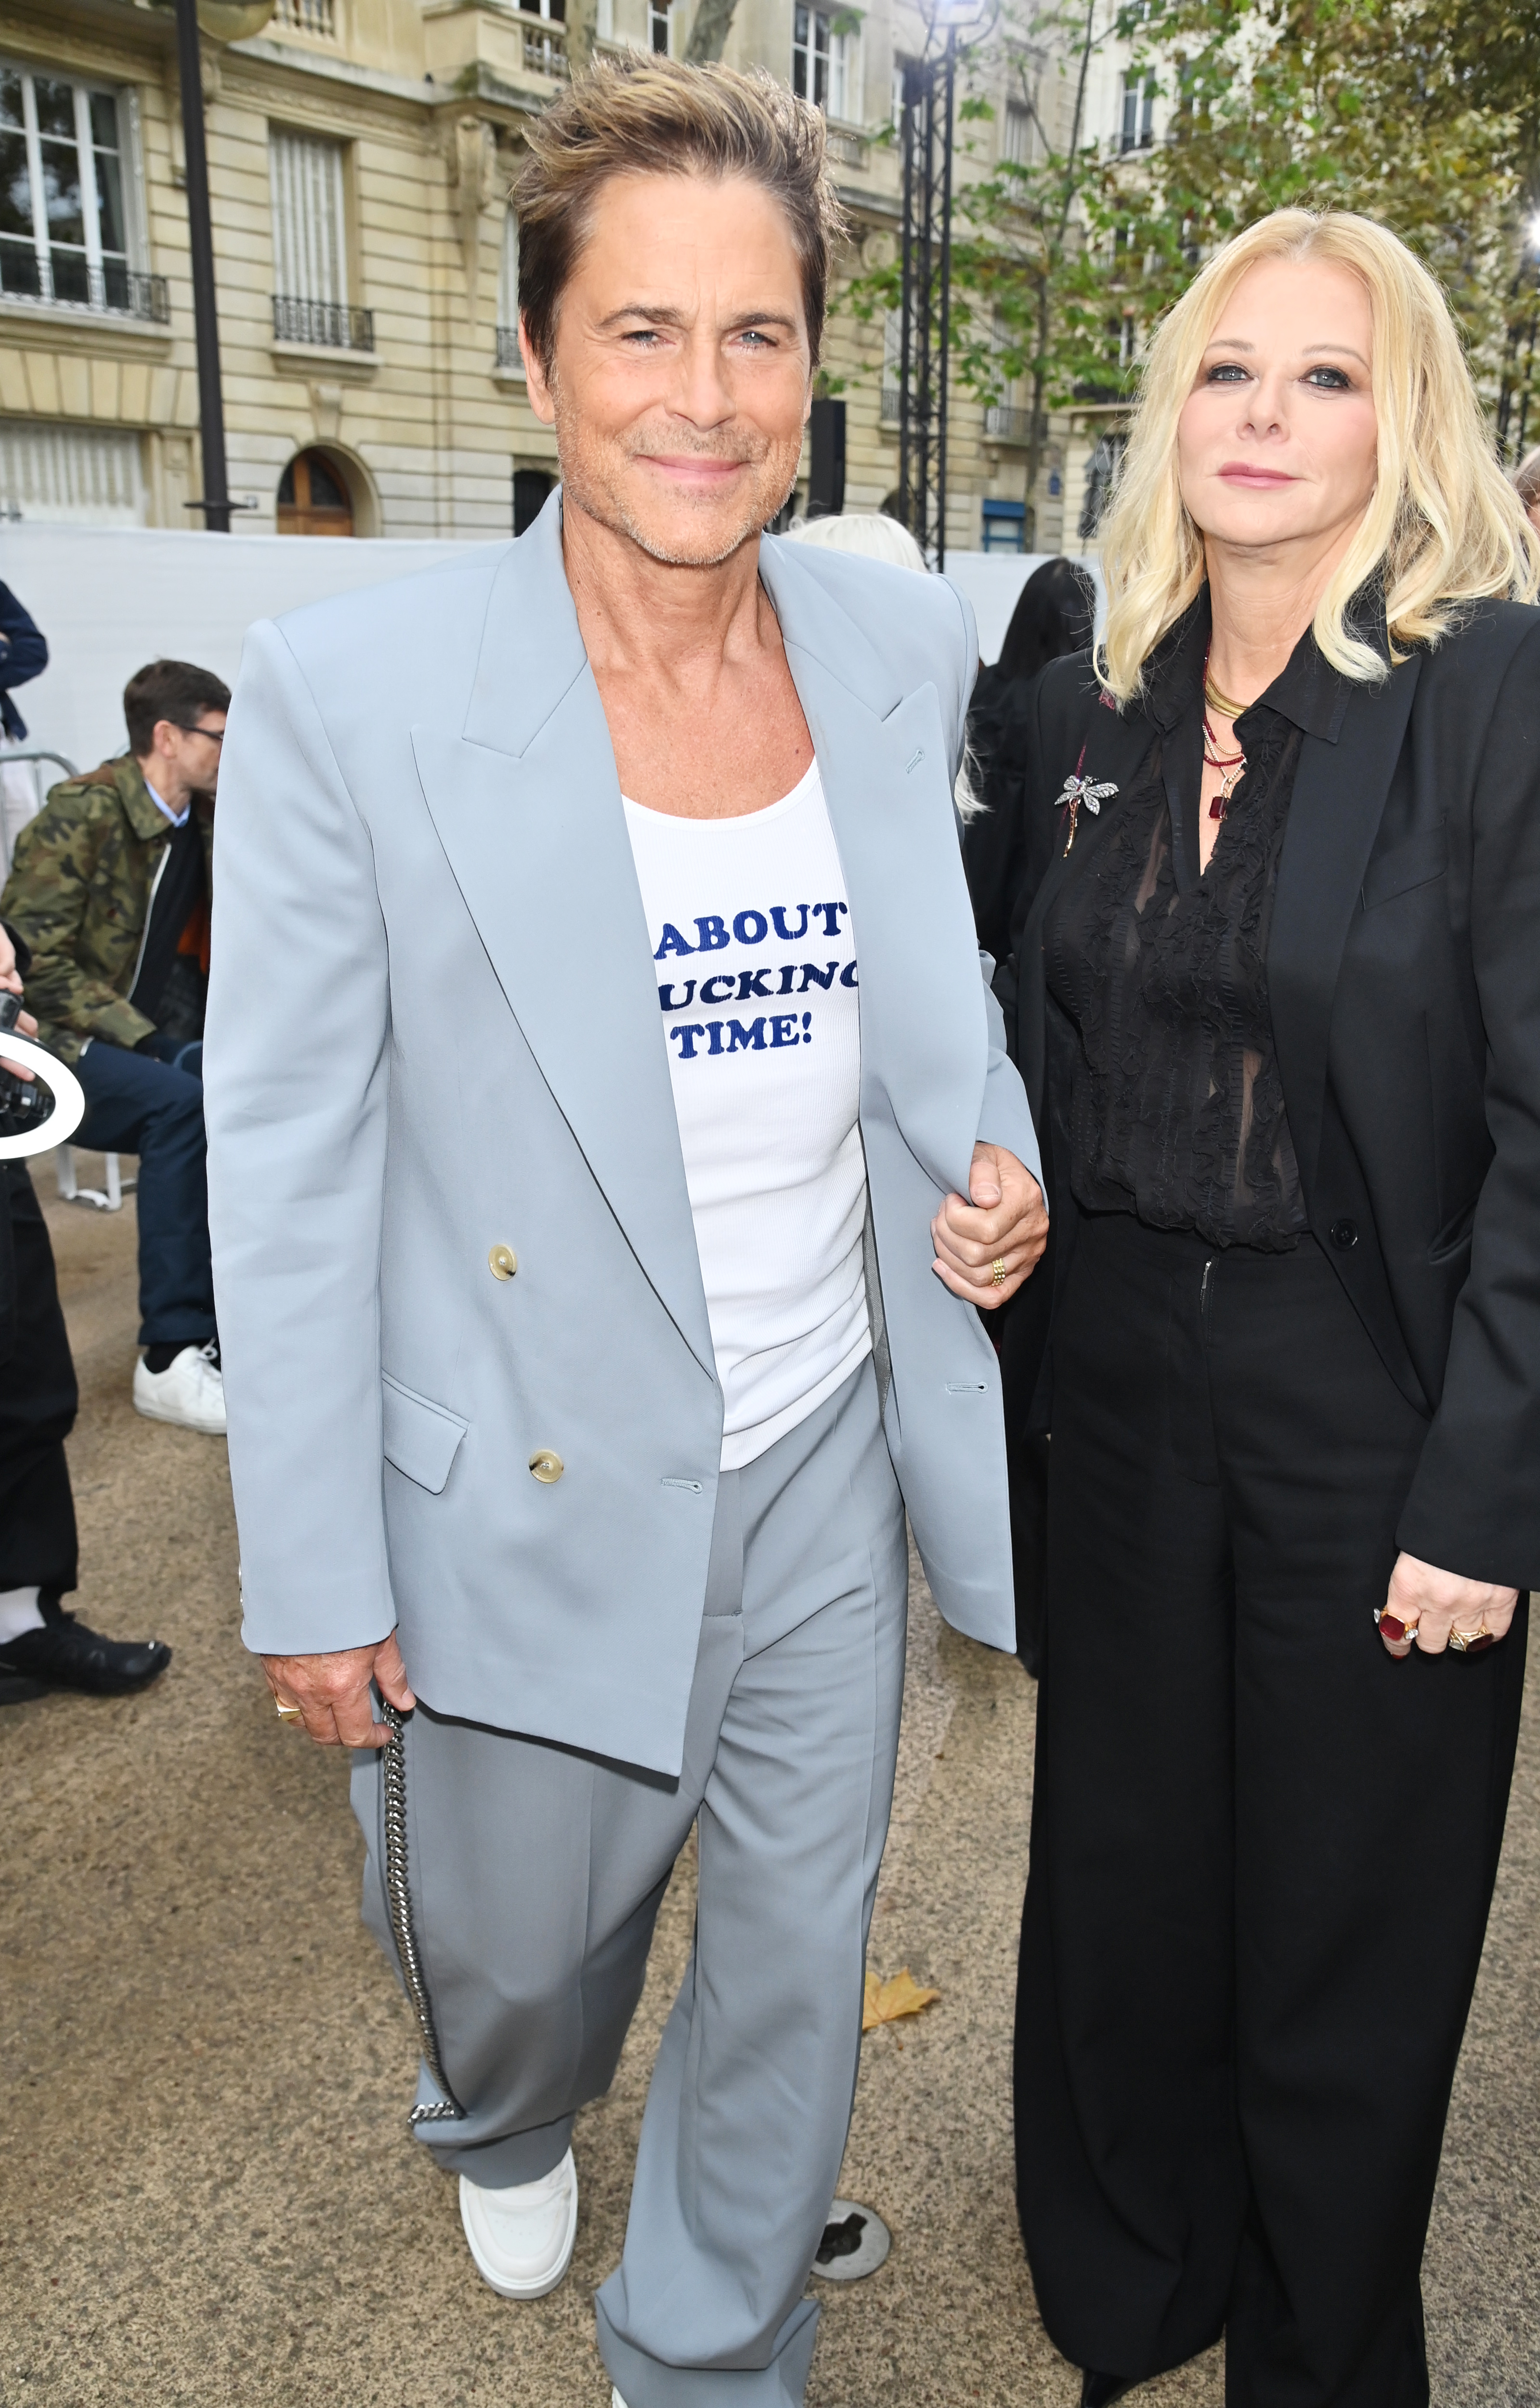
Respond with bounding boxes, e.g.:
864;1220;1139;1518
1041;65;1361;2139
1202;660;1252;723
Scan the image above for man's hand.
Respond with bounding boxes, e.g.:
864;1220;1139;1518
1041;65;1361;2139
1377;1553;1519;1658
0;926;38;1081
931;1142;1049;1309
262;1632;416;1746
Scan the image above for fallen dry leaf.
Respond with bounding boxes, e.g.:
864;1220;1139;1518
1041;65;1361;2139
863;1966;941;2031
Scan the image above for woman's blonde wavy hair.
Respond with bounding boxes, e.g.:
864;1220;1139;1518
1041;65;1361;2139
1098;209;1540;703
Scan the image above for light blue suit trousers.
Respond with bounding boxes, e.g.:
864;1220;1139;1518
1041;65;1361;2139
352;1357;907;2407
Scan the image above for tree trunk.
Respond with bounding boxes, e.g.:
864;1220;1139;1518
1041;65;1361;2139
685;0;739;63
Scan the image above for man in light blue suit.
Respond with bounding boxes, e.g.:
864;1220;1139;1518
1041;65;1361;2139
205;55;1045;2408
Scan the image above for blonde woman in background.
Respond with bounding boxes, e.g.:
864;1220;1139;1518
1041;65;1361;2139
999;211;1540;2408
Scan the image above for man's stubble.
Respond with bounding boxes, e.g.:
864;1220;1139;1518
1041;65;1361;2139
550;379;802;569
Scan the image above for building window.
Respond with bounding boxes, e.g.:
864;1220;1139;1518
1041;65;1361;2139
981;497;1026;554
513;467;553;535
880;306;902;422
0;63;158;317
277;447;354;536
1002;100;1031;166
794;8;860;122
0;417;144;525
269;126;372;349
1120;75;1155;152
650;1;671;53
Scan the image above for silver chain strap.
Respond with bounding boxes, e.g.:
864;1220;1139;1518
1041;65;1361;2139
378;1699;465;2123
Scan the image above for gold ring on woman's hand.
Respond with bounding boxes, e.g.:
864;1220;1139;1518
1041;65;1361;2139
1448;1623;1494;1655
991;1257;1007;1287
274;1700;303;1722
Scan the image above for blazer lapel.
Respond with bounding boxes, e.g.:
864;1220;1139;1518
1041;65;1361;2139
759;540;984;1196
1016;698;1159;1120
410;497;715;1382
1269;653;1422;1194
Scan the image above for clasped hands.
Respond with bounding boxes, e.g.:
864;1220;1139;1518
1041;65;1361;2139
930;1141;1049;1308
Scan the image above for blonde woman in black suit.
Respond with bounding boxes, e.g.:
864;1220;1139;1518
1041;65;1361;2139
999;210;1540;2408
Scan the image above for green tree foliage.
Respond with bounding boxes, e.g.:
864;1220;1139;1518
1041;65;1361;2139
836;0;1537;494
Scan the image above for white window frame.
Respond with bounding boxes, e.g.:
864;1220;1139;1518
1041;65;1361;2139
648;0;673;56
794;9;861;124
1002;99;1031;167
1119;74;1155;152
0;59;143;313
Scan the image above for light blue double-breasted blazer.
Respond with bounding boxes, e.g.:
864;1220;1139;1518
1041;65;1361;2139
205;492;1040;1777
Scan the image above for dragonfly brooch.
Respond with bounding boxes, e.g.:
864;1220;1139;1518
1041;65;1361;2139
1056;772;1119;853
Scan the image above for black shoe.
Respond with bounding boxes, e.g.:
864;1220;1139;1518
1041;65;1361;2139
0;1611;170;1698
1082;2377;1137;2408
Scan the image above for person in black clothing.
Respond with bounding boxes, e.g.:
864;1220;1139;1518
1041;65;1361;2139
0;579;48;745
964;557;1097;967
962;556;1096;1673
999;210;1540;2408
0;921;171;1702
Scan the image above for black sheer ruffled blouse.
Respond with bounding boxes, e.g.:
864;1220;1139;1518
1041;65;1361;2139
1043;598;1347;1253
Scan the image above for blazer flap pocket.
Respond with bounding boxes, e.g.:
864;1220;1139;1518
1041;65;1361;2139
1361;819;1448;911
381;1374;469;1495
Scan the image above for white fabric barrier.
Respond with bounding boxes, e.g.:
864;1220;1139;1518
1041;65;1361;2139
0;522;1104;787
0;523;498;779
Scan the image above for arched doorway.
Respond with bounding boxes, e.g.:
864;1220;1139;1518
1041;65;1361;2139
277;448;354;536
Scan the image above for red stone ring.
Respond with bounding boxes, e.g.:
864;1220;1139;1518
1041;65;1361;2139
1375;1608;1420;1646
1448;1623;1496;1655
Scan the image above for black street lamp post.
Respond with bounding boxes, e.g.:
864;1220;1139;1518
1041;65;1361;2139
174;0;233;530
897;25;966;569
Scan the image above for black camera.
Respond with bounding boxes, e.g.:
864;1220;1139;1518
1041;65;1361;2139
0;992;56;1144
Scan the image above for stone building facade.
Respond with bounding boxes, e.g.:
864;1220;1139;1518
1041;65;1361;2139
0;0;1135;550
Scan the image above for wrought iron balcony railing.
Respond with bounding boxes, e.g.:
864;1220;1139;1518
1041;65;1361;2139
984;403;1033;444
494;325;525;372
0;252;170;322
272;294;376;351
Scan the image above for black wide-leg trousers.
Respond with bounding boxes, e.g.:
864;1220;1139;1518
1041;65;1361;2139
1014;1210;1528;2408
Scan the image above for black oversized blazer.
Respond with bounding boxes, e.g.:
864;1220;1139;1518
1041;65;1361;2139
997;593;1540;1590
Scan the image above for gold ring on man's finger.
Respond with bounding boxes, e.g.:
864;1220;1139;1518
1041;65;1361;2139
991;1257;1007;1286
274;1700;303;1722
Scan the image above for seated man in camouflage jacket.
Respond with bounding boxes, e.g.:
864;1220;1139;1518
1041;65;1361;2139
0;658;228;1435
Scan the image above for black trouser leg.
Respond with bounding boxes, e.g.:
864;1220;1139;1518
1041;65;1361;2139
1014;1213;1528;2408
1216;1237;1527;2408
1016;1211;1245;2379
0;1165;78;1596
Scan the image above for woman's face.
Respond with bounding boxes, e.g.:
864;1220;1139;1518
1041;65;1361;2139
1177;258;1379;559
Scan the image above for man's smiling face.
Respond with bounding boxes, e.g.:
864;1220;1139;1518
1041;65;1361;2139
522;169;813;568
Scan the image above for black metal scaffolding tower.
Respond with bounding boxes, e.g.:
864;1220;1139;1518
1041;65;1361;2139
896;35;956;569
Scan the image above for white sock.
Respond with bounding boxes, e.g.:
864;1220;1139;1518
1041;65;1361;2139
0;1585;45;1644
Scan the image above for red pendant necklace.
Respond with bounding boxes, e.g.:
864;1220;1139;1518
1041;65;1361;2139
1201;643;1246;820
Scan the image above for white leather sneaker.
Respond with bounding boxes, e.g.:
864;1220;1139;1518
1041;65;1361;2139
459;2148;578;2299
132;1344;226;1435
